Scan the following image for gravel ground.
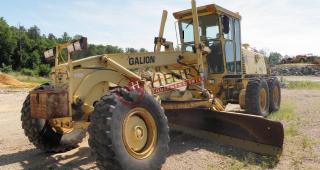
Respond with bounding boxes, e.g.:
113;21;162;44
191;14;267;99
0;88;319;170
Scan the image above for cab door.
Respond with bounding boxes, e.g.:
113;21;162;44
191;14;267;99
223;16;242;75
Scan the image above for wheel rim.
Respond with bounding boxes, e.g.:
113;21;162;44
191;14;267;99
123;107;157;159
273;85;280;107
259;88;267;112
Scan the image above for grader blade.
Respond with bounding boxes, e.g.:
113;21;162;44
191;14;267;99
165;109;284;156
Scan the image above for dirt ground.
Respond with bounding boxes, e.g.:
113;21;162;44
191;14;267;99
0;88;319;170
0;73;35;88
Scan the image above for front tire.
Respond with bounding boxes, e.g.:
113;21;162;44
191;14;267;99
21;84;86;152
245;78;270;116
88;88;169;170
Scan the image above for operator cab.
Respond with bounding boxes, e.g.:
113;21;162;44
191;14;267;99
174;4;242;75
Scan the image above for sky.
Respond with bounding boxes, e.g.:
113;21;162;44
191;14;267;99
1;0;320;56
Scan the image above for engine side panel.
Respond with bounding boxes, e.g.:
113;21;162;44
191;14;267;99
242;48;267;75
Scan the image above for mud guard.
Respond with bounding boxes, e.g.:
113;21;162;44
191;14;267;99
165;109;284;156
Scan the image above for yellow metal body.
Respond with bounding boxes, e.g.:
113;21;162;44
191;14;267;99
44;2;272;134
155;10;168;53
242;45;268;74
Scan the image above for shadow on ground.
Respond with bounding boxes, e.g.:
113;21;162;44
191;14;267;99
168;130;279;169
0;146;96;169
0;131;278;169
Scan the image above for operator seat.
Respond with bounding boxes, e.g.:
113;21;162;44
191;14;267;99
207;41;224;73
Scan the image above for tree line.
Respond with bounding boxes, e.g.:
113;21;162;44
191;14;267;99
0;17;147;77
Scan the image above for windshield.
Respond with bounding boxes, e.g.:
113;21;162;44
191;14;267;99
178;14;220;51
178;14;225;74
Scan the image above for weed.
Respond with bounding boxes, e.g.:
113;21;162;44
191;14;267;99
291;156;303;168
268;101;296;121
228;159;246;170
8;72;49;84
207;164;214;170
301;136;316;150
285;125;299;137
287;81;320;90
258;156;278;169
0;63;13;73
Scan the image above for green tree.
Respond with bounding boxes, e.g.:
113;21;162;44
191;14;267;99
60;32;72;42
73;34;83;40
125;48;138;53
37;64;51;76
27;26;40;39
48;33;57;42
139;48;148;53
105;45;123;53
0;17;15;66
268;52;282;65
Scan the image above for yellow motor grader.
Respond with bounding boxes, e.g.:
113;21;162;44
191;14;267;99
21;1;283;169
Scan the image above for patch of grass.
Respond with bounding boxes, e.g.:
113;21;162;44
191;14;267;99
287;81;320;90
258;156;278;169
207;164;214;170
228;159;247;170
268;100;300;138
274;63;309;69
301;135;316;150
285;125;299;137
226;154;278;170
268;101;296;121
8;72;49;84
291;156;303;168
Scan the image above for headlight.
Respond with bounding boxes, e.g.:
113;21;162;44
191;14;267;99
67;37;88;53
44;48;55;60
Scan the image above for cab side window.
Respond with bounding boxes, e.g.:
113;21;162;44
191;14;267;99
234;20;242;73
223;16;235;73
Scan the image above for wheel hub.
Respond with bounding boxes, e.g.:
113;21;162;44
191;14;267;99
135;126;144;139
259;88;267;112
123;108;157;159
273;86;280;105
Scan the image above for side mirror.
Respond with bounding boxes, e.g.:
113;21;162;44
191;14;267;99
222;15;230;34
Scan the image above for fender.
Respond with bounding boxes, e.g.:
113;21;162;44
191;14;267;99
72;70;130;113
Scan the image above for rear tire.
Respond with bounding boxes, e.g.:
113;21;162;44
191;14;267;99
267;78;281;112
245;78;270;116
88;88;170;170
21;84;86;152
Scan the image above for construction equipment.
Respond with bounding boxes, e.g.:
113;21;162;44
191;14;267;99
281;54;320;64
21;1;283;169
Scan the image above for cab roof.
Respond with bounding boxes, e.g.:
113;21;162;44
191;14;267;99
173;4;241;20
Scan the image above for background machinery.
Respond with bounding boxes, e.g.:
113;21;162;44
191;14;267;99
281;54;320;64
21;1;283;169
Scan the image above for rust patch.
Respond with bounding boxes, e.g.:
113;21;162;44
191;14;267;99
30;90;68;119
